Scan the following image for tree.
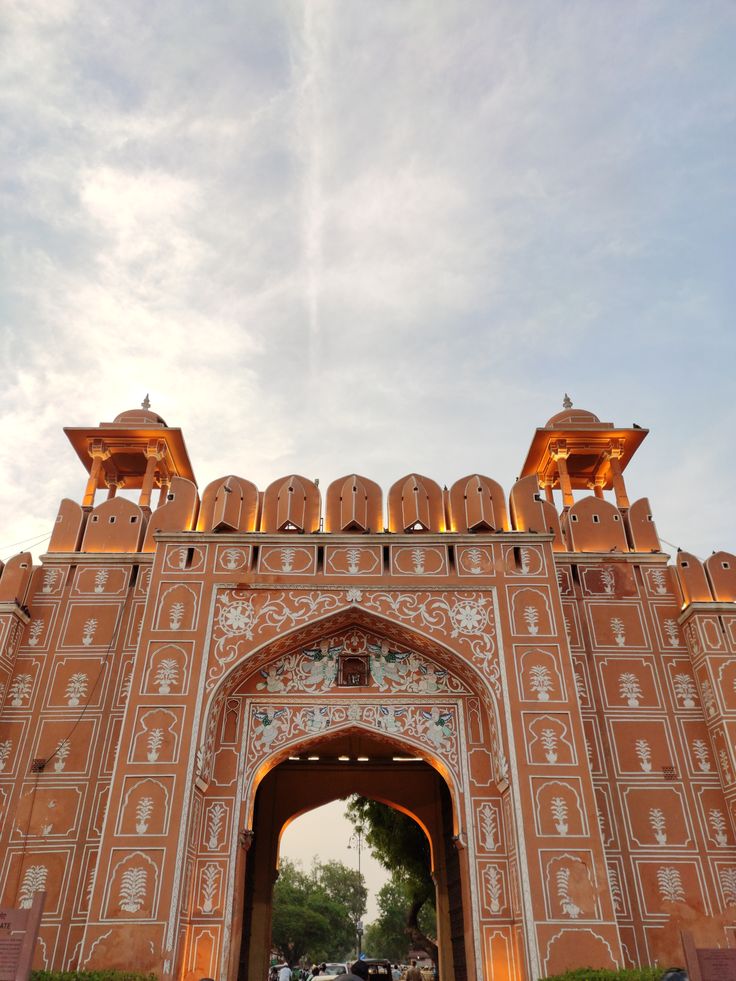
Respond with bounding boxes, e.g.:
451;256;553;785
313;858;367;927
346;797;437;965
363;872;436;964
271;858;361;966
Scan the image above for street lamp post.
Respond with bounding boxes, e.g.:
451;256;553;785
348;826;364;958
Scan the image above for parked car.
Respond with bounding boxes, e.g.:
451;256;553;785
358;960;392;977
312;965;349;978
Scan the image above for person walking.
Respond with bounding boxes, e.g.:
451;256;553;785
278;963;292;981
405;960;422;981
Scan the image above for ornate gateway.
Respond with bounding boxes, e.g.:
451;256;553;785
0;400;734;979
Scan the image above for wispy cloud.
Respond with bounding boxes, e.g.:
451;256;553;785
1;0;735;558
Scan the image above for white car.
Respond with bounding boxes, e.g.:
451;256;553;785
313;965;349;978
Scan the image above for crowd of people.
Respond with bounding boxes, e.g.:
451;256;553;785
271;959;426;980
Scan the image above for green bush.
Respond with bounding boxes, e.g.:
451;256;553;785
540;968;665;981
32;973;157;981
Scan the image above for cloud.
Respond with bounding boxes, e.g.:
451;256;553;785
0;0;735;558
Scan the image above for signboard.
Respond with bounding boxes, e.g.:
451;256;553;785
0;892;45;981
682;929;736;981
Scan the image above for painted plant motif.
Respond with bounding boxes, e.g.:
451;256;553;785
201;863;220;914
9;673;33;706
664;619;681;647
135;797;154;835
673;673;696;708
649;808;667;845
657;866;685;903
709;808;728;847
0;739;11;772
146;729;164;763
701;679;717;717
280;547;296;573
540;729;558;764
82;618;97;646
523;606;540;636
168;603;185;630
18;865;48;908
556;867;581;918
65;672;88;707
483;865;502;914
551;797;568;835
466;547;483;575
154;659;179;695
42;568;59;594
619;672;643;707
94;568;109;593
608;865;623;914
600;567;616;595
221;548;244;571
206;803;227;850
529;664;554;702
650;568;668;595
720;868;736;907
720;748;733;785
119;866;147;913
610;617;626;647
692;739;711;772
411;548;426;574
53;739;71;772
519;548;532;575
635;738;652;773
478;803;498;851
27;620;43;647
346;548;361;575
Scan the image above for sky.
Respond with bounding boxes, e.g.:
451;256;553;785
2;0;736;927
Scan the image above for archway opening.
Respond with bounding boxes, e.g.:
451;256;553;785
237;730;469;981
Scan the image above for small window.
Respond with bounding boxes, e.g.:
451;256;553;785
167;493;174;501
571;514;578;522
681;561;689;568
109;516;116;524
723;562;731;570
130;515;138;523
592;515;600;524
613;514;620;522
533;493;542;502
92;515;99;523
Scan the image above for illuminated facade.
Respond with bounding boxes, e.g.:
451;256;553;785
0;400;735;980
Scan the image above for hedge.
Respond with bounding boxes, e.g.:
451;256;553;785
540;968;668;981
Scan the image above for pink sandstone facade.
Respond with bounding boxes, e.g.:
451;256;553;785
0;401;735;980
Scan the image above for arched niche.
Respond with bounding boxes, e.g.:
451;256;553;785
509;474;564;550
449;474;508;532
387;473;444;533
324;474;383;533
260;475;320;533
563;496;629;553
198;476;259;533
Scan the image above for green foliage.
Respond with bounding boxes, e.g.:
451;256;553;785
271;857;366;965
363;871;436;963
31;974;157;981
540;968;664;981
346;797;437;964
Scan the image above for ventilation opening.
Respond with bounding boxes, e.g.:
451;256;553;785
92;515;99;523
592;515;600;524
109;516;116;524
613;514;620;522
570;514;578;522
533;493;542;502
681;561;689;568
167;493;175;501
723;562;731;570
130;515;138;523
661;766;677;781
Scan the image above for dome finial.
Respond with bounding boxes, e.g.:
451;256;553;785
562;393;573;409
141;393;151;410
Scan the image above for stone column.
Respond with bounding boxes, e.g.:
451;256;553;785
82;442;110;507
551;446;574;508
606;448;630;509
139;441;166;509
